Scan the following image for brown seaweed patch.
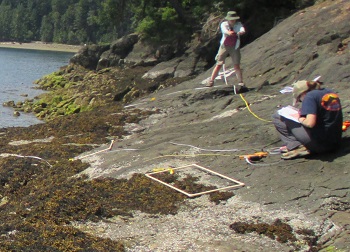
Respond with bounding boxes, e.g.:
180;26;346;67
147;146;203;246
0;221;125;251
230;219;297;243
230;219;321;251
0;165;187;250
0;103;164;250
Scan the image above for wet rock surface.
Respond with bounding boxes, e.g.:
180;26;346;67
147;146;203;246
0;0;349;251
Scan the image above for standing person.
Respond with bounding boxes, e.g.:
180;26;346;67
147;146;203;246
272;80;343;159
206;11;246;89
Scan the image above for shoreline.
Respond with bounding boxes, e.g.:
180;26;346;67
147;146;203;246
0;41;82;53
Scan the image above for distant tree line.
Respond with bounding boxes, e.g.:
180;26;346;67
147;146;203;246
0;0;315;45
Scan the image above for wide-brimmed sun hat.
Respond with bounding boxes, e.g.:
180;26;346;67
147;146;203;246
225;11;240;21
292;80;309;105
292;80;322;106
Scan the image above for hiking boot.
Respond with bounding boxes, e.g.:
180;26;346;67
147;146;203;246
236;83;249;93
206;80;214;87
281;145;310;160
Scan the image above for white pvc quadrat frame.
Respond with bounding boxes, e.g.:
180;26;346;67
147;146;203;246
145;163;245;197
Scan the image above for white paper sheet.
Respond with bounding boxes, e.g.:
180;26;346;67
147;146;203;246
278;106;300;123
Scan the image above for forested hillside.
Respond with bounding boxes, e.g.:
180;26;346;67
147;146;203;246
0;0;314;45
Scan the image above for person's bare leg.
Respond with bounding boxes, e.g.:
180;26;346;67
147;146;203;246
210;64;222;81
234;64;243;84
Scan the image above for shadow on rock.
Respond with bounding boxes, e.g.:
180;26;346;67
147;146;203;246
308;136;350;162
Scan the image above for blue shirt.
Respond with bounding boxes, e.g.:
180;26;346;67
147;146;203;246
300;88;343;146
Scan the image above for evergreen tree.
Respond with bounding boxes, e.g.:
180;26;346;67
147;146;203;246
0;2;12;40
0;0;315;45
40;15;54;42
11;3;28;42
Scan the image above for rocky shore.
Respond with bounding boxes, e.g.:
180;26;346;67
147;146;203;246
0;0;349;251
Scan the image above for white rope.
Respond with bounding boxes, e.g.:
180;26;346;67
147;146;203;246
74;140;115;160
223;64;229;85
244;157;282;166
0;153;52;167
223;64;236;94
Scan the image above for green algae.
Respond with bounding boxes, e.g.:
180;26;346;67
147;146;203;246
34;71;70;90
26;64;192;121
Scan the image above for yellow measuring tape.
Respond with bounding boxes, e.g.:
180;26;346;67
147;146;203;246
239;93;272;123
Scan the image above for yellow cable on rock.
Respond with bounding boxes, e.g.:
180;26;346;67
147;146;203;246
239;93;272;123
221;64;271;123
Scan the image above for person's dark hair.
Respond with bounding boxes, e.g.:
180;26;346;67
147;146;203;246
306;80;323;91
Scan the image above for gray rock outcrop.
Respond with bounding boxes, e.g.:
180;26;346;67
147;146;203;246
75;1;350;251
241;1;350;87
70;44;110;70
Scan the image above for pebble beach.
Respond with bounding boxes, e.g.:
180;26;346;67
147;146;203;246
0;41;81;53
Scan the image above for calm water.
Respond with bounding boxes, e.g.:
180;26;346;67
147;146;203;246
0;48;74;128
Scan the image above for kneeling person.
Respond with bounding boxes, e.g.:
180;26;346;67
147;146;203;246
272;80;343;159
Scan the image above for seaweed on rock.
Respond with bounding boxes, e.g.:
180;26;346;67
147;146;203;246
0;64;229;250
